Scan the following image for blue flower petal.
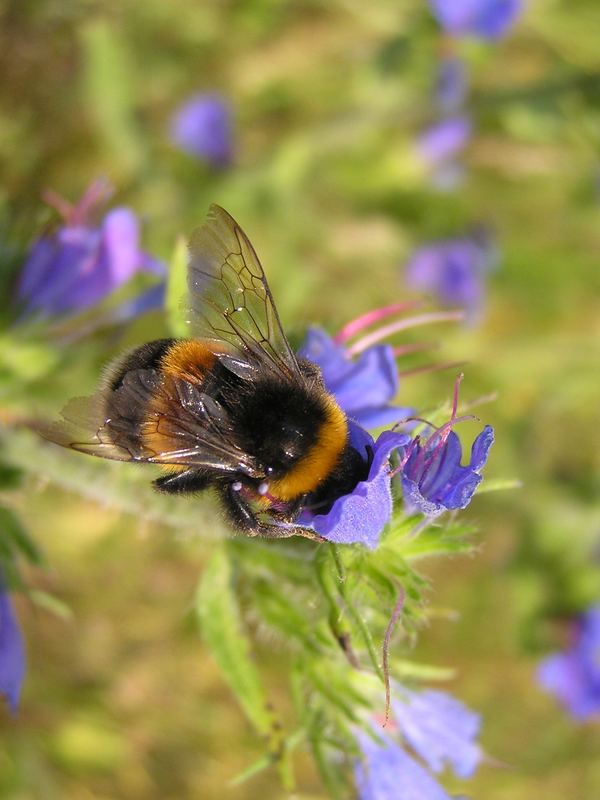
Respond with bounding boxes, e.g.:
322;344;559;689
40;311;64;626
355;728;453;800
429;0;522;40
0;592;25;714
301;427;409;549
537;604;600;721
470;425;495;471
298;328;410;433
393;688;482;779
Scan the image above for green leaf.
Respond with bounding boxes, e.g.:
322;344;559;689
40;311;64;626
0;504;43;565
80;21;144;176
195;546;272;737
30;590;73;621
166;235;189;338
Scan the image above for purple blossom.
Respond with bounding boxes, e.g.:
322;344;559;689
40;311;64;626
392;688;482;778
17;180;165;319
429;0;523;40
404;232;496;321
0;591;25;713
298;327;412;429
355;728;453;800
299;422;410;549
170;93;233;167
436;57;468;114
537;605;600;721
397;376;494;517
416;116;472;169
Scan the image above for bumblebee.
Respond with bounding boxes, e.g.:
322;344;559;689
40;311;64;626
40;206;368;538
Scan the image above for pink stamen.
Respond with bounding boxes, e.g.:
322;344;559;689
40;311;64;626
334;302;422;344
388;436;420;478
43;179;112;226
347;311;464;356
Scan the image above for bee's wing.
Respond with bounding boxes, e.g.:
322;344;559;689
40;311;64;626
188;205;301;381
37;368;261;477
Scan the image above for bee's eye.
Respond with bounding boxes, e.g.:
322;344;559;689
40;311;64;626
265;466;275;476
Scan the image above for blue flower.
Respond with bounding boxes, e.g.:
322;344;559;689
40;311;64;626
355;728;453;800
404;232;496;322
392;688;482;778
400;424;494;518
298;327;412;429
416;116;472;169
170;93;233;167
17;180;165;319
429;0;523;40
299;422;410;549
395;376;494;517
537;605;600;721
0;590;25;713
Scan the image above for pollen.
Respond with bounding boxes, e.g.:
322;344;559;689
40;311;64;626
269;394;348;501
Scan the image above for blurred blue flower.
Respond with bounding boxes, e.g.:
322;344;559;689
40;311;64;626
298;327;412;429
416;116;472;169
17;180;165;319
0;590;25;714
436;57;469;114
404;232;496;321
299;422;410;549
538;605;600;721
170;93;233;167
429;0;523;40
355;728;453;800
392;687;482;778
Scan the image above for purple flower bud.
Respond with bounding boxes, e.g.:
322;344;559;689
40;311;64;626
355;727;454;800
404;232;497;322
416;116;472;168
429;0;523;40
537;605;600;721
299;422;410;549
17;181;165;319
170;93;233;167
0;591;25;713
392;687;482;778
298;327;412;429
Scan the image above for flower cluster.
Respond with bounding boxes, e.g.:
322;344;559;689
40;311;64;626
537;605;600;721
355;685;483;799
297;307;493;547
17;180;165;321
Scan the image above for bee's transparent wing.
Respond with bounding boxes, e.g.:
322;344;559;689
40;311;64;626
187;205;301;381
36;369;260;477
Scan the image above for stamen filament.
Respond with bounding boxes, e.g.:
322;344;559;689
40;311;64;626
347;311;464;356
334;302;422;344
398;360;466;378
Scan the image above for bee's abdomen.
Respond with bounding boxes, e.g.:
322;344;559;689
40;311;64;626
104;339;218;459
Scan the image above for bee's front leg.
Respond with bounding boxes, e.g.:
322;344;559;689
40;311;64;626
221;482;324;541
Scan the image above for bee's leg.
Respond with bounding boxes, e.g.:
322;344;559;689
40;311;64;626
222;483;324;541
153;469;211;494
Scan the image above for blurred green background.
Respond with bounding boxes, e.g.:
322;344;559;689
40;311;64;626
1;0;599;797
